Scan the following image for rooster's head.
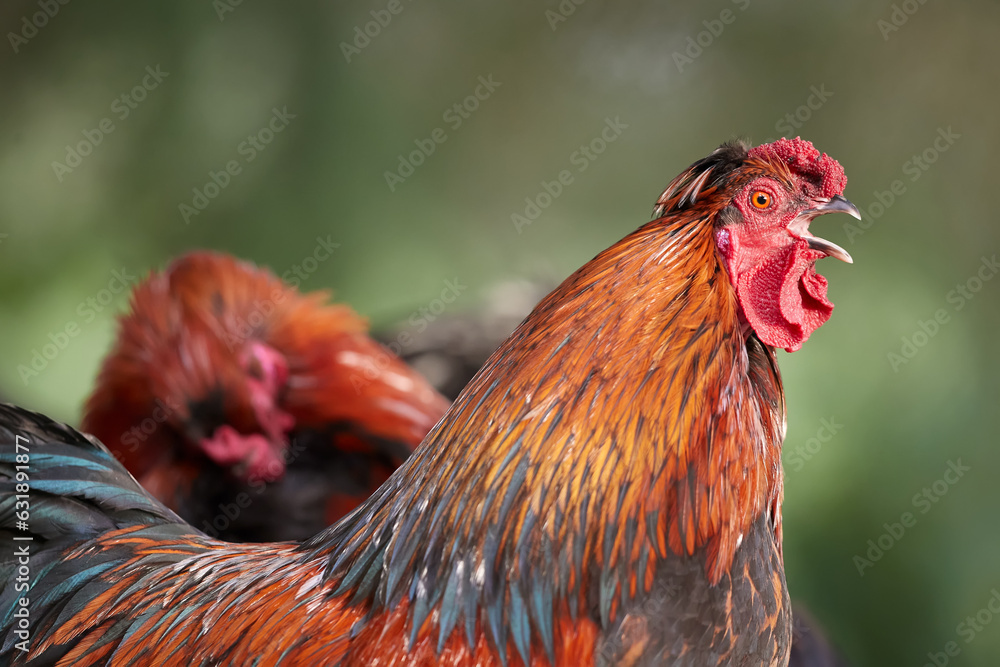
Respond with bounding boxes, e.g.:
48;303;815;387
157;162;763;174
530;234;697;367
654;137;859;352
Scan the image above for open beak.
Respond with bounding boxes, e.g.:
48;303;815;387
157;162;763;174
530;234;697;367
788;194;860;264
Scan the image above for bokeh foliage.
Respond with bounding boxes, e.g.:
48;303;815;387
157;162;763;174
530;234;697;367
1;1;998;664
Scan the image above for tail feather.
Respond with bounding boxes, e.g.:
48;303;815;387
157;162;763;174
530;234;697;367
0;402;180;544
0;403;197;662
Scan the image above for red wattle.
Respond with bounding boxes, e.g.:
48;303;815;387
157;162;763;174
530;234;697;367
201;425;286;482
736;243;833;352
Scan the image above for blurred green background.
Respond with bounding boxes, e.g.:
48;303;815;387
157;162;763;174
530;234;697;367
1;1;998;664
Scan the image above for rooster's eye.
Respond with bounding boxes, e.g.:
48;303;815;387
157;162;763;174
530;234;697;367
750;191;771;210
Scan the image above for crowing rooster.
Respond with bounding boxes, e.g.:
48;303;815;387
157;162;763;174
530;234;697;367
0;137;858;665
377;294;853;667
81;252;449;541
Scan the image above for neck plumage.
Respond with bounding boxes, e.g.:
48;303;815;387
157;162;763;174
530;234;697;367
307;205;786;659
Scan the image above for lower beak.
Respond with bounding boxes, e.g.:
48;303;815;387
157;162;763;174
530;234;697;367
790;194;860;264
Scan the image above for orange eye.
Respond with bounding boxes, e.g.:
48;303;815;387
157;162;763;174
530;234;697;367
750;191;771;209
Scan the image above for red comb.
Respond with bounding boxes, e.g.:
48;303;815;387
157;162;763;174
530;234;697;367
747;137;846;198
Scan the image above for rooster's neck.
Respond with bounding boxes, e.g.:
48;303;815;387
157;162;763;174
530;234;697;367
310;211;786;662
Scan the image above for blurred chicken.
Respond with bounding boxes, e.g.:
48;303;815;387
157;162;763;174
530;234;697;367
81;251;449;541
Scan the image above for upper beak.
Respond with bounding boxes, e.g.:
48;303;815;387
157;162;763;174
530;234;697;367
789;194;860;264
815;194;862;220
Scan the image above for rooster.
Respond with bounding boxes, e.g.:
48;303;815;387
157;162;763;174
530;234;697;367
0;137;858;665
81;251;449;541
380;293;852;667
379;292;854;667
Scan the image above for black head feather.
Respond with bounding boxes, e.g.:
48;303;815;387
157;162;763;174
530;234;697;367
652;140;751;218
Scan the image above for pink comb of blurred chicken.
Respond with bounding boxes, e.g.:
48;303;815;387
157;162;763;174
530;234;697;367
747;137;846;198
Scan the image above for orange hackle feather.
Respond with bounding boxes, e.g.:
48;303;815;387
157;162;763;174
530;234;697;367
3;139;855;666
